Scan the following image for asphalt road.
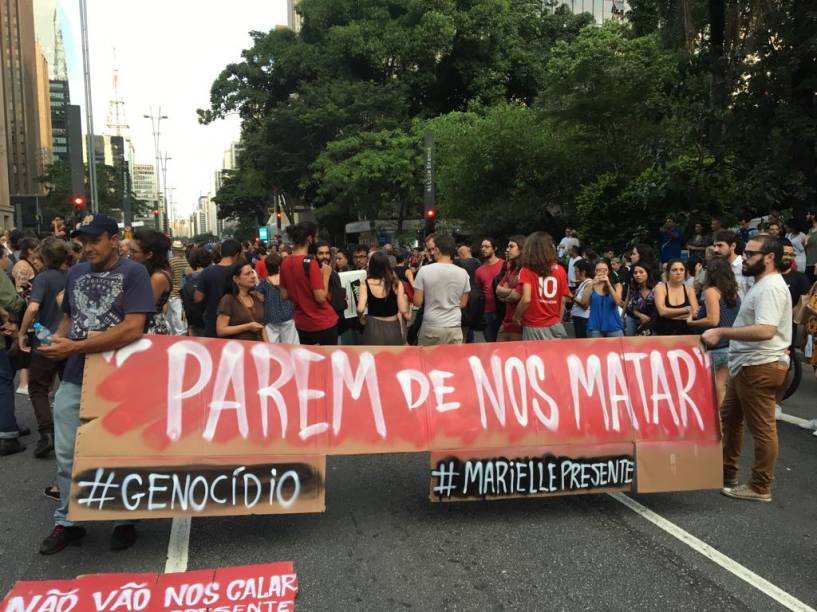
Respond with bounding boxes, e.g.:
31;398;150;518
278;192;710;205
1;369;815;611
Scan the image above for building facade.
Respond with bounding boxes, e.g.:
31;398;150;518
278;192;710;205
1;0;43;201
34;40;51;173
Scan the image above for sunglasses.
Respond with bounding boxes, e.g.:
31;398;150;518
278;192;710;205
742;249;769;258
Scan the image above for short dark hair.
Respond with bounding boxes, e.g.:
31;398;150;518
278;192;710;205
284;221;317;246
575;259;594;277
265;252;283;275
220;238;241;258
746;234;783;267
188;247;212;269
780;237;793;248
714;230;738;245
352;244;368;255
39;237;70;270
482;237;497;250
434;234;457;257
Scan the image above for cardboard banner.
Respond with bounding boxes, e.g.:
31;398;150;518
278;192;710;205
70;335;722;520
338;270;366;319
1;562;298;612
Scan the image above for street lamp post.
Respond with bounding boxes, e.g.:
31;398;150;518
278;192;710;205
78;0;99;213
144;107;167;232
160;152;171;231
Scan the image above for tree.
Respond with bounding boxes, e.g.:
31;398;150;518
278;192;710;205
429;104;579;238
201;0;595;235
311;128;423;240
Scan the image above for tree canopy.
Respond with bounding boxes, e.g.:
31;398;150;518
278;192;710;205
201;0;816;247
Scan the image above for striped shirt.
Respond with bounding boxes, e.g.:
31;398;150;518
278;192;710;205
169;255;188;299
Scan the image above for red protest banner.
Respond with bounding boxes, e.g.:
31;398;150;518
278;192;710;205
0;562;297;612
69;335;721;520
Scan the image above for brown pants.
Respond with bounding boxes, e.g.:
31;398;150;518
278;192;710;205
721;362;788;495
28;352;65;434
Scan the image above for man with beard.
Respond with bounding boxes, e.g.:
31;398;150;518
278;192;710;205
713;230;751;299
703;235;791;503
474;238;504;342
773;238;809;419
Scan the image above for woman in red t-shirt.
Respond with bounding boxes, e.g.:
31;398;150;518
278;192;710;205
496;234;526;342
278;222;338;345
513;231;570;340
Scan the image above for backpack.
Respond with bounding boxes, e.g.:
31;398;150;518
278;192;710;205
492;262;509;324
457;260;484;330
181;274;205;329
303;256;346;317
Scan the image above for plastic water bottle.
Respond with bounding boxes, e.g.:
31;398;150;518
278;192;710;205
33;322;52;345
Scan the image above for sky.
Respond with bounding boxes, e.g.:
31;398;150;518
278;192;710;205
59;0;288;217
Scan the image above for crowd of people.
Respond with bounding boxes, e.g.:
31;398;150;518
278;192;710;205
0;208;815;555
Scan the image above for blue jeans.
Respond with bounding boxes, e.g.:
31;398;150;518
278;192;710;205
0;350;18;439
54;380;135;528
624;315;640;337
483;312;500;343
54;381;82;526
588;329;624;338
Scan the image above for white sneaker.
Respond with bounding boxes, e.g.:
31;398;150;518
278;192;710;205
15;385;28;396
813;429;817;438
804;418;817;431
775;404;782;420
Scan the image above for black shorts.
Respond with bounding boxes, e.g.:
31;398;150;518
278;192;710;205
297;326;339;346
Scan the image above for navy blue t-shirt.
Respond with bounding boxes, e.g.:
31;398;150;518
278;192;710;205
61;257;155;384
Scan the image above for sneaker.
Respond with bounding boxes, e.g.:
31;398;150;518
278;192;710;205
721;483;771;503
0;438;25;456
15;385;28;396
43;484;60;501
775;404;782;420
804;418;817;431
39;526;86;555
110;524;136;551
34;433;53;458
723;478;738;489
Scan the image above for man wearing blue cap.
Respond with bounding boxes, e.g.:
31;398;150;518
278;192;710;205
37;214;155;554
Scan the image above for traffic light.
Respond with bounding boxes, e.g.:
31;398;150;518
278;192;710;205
424;207;436;237
71;195;86;209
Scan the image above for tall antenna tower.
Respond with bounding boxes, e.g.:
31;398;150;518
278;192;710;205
106;48;130;137
52;9;68;80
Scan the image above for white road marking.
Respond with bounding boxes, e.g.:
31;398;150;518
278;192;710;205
777;411;814;429
610;492;816;612
164;517;191;573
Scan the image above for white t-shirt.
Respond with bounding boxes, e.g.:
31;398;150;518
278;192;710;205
570;279;592;319
727;272;792;377
786;232;807;271
413;262;470;328
558;236;579;259
567;256;583;286
730;255;753;299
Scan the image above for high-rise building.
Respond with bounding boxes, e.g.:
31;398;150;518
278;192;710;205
65;103;82;194
32;0;67;80
287;0;302;33
131;162;159;228
0;69;10;225
34;40;51;173
550;0;628;23
1;0;44;199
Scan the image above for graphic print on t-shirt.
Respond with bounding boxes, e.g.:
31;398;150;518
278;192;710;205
70;272;125;338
